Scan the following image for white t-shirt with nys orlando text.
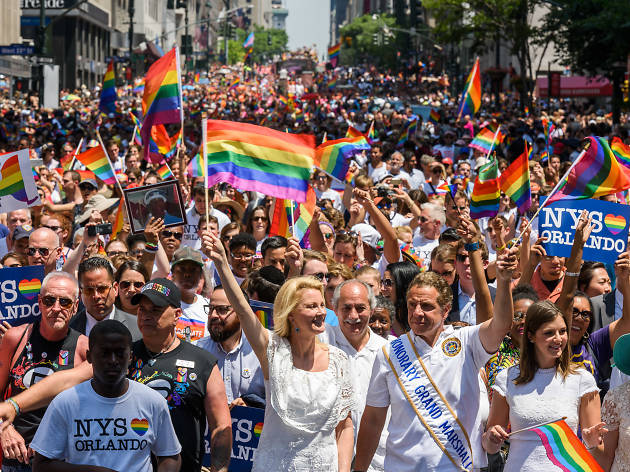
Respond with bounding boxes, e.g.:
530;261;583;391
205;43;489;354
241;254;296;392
31;380;181;472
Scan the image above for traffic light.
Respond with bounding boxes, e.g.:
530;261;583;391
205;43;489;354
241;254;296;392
227;24;237;41
267;34;272;46
181;35;192;55
373;33;380;45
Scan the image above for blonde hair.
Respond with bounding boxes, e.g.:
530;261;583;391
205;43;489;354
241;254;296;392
273;276;324;338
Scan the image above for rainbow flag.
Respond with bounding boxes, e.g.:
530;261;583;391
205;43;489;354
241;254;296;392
448;184;459;199
398;119;417;147
611;136;630;171
243;32;255;49
470;157;499;218
157;162;173;180
0;149;39;206
540;150;549;163
277;96;288;108
194;72;200;83
500;142;531;214
203;119;315;202
228;77;240;90
269;186;316;245
132;78;145;94
548;136;630;204
532;419;603;472
328;42;340;66
527;145;534;160
99;61;117;114
141;47;183;162
75;144;116;185
346;126;363;139
429;109;440;124
187;153;203;177
250;300;274;329
327;76;337;90
129;112;143;145
367;121;377;142
469;128;504;154
112;199;125;239
457;57;481;120
315;136;371;181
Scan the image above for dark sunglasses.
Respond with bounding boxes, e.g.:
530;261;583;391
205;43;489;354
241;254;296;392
252;216;268;222
381;278;393;288
311;272;332;282
161;230;183;240
28;247;52;257
41;295;73;308
43;225;62;232
572;308;592;321
456;253;469;263
419;216;429;223
119;281;145;290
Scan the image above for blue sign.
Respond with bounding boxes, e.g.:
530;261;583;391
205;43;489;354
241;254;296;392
0;44;35;55
203;405;265;471
0;265;45;326
538;198;630;264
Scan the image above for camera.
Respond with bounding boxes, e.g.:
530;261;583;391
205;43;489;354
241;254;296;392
375;185;395;198
87;223;113;237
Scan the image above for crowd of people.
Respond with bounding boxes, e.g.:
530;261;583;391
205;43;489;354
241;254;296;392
0;53;628;472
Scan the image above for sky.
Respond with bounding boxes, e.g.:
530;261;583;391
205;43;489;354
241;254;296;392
285;0;330;60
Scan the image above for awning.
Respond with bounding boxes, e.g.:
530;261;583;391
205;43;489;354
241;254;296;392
536;75;612;98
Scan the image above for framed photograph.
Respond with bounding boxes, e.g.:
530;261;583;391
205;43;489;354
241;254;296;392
123;181;187;234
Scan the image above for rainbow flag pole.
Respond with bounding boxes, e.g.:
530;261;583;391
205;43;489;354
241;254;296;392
508;417;567;437
484;125;502;161
202;116;210;224
67;137;84;170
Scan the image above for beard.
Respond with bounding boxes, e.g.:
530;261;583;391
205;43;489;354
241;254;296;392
209;320;240;343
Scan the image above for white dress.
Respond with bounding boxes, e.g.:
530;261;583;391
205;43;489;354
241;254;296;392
601;381;630;472
493;366;598;472
252;333;356;472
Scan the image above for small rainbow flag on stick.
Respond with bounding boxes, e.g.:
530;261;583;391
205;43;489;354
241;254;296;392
328;42;340;67
269;186;316;245
457;57;481;120
529;419;603;472
398;119;417;147
469;128;504;154
157;162;174;180
75;143;116;185
250;300;274;329
429;109;440;124
187;153;203;178
112;199;125;239
315;136;371;182
99;61;117;114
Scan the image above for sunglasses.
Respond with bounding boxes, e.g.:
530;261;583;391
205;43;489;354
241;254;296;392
161;230;183;240
456;253;469;263
311;272;332;282
43;225;62;232
572;308;592;321
513;311;527;322
252;216;268;222
119;280;145;290
323;233;334;240
381;278;393;288
41;295;73;309
419;216;429;223
432;168;442;174
27;247;53;257
81;284;113;297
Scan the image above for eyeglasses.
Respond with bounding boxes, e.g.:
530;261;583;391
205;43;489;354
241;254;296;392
456;253;469;263
43;225;62;232
381;278;393;288
205;304;233;316
311;272;332;282
161;230;183;240
81;284;113;297
41;295;74;309
419;216;429;223
252;216;268;222
572;308;592;321
432;168;442;174
513;311;527;322
119;280;144;290
27;247;54;257
231;252;254;261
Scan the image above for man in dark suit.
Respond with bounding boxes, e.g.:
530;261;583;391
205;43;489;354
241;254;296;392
71;257;142;341
590;290;617;333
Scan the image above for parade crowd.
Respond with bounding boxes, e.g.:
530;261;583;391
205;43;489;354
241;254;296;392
0;52;628;472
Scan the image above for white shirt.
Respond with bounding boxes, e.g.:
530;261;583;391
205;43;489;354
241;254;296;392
458;283;477;325
366;324;491;471
406;168;426;190
610;366;630;390
176;294;209;342
370;165;389;184
85;307;115;336
197;330;265;404
412;234;439;266
182;206;230;249
315;188;344;212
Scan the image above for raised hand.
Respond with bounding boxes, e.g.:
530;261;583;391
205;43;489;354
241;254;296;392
143;217;165;245
496;244;519;281
201;230;227;265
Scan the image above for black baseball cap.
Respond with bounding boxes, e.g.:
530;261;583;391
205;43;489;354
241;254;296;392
131;278;181;308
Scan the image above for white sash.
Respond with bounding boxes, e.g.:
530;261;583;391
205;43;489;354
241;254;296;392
384;333;473;471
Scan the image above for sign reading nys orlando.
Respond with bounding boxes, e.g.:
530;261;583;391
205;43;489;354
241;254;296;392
0;265;45;326
538;198;630;264
203;405;264;471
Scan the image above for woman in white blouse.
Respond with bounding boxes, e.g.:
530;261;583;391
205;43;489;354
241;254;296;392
202;231;355;472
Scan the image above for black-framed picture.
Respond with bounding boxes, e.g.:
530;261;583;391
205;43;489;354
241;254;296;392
123;181;187;234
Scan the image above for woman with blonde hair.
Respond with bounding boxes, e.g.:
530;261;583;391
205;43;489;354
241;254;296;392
202;230;355;472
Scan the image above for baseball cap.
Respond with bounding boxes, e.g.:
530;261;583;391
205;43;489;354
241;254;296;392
171;246;204;269
131;278;181;308
13;225;34;241
79;178;98;190
144;189;167;205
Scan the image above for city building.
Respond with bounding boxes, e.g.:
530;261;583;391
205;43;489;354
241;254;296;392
0;0;31;90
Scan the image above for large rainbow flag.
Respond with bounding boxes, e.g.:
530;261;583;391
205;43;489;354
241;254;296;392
457;57;481;120
99;61;117;114
548;136;630;203
314;135;371;181
203;119;315;202
0;149;40;209
500;141;531;214
75;143;116;185
269;186;316;245
611;136;630;171
141;48;183;162
532;419;603;472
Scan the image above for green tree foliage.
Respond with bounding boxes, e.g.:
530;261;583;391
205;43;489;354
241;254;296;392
339;14;399;67
228;27;288;64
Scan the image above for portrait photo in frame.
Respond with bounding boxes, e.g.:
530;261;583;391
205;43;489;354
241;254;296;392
123;181;187;234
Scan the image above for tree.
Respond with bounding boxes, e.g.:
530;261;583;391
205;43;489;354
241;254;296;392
227;27;288;65
423;0;537;109
339;14;399;67
537;0;630;123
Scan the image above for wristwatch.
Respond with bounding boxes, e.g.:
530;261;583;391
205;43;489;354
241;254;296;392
464;242;479;252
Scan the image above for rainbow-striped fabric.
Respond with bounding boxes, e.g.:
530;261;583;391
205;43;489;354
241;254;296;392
500;142;531;214
611;136;630;170
250;300;274;329
328;42;340;65
429;109;440;124
111;199;125;239
469;128;504;154
75;144;116;185
187;153;203;178
99;61;117;114
269;186;316;245
157;162;173;180
0;149;39;207
470;157;499;218
315;136;371;181
457;57;481;119
532;419;603;472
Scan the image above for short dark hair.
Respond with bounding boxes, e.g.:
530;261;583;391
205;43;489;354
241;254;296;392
89;319;132;350
192;183;206;198
78;257;115;284
63;170;80;183
261;236;287;258
229;233;257;253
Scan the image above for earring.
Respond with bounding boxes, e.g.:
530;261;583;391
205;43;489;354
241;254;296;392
295;327;300;332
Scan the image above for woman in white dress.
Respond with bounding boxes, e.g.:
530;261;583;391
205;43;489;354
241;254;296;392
202;231;356;472
482;296;608;471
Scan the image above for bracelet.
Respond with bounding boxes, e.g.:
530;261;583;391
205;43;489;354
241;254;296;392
145;242;158;249
464;242;479;252
6;398;20;415
497;243;507;252
583;441;597;451
565;271;580;277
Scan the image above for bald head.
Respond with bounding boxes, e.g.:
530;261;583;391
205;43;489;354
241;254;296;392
30;227;60;248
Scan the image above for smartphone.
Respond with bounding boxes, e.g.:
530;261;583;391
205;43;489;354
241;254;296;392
87;223;113;237
390;179;403;187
